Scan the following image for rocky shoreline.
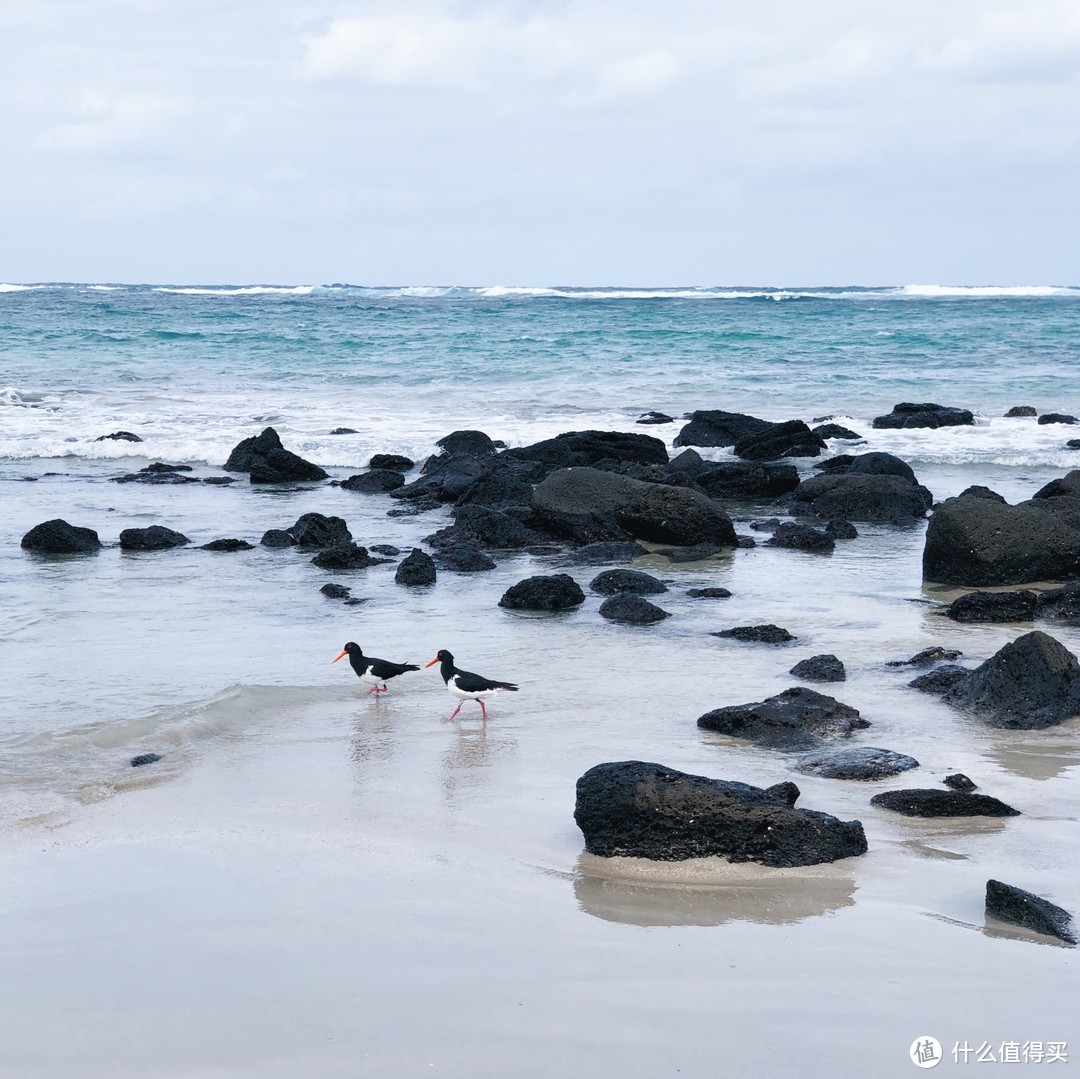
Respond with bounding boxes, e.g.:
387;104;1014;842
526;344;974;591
17;402;1080;945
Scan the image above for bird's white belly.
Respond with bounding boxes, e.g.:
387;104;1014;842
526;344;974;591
359;669;382;686
448;676;494;701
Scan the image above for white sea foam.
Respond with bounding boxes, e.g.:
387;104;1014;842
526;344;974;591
475;286;851;300
900;284;1080;298
151;285;317;296
0;283;46;292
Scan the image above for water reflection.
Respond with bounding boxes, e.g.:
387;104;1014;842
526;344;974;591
982;726;1080;782
440;724;514;810
574;852;856;927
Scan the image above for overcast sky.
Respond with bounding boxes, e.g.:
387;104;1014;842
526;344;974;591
2;0;1078;285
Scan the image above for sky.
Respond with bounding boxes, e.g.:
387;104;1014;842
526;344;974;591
2;0;1079;285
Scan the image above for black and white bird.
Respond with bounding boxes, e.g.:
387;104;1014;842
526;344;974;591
332;642;420;696
424;649;518;720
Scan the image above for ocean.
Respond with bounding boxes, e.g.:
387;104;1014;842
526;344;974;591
2;282;1078;1077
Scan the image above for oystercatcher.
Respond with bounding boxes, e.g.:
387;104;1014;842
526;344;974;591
332;642;420;695
424;649;518;720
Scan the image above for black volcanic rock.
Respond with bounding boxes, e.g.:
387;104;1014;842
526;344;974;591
826;519;859;540
96;430;142;442
872;402;975;429
733;419;826;461
943;630;1080;728
615;484;737;547
765;522;835;553
589;569;668;595
889;646;962;667
1004;406;1037;418
956;485;1006;503
310;543;387;570
790;654;846;683
224;426;283;471
813;423;862;440
1035;582;1080;623
395;548;437;586
985;880;1076;944
686;587;732;599
871;789;1019;817
289;513;351;549
694;462;800;499
697;686;866;747
434;429;499;459
673;410;773;449
908;665;969;693
943;590;1037;623
1038;413;1079;425
21;518;102;554
499;574;585;611
130;753;162;767
795;747;919;780
224;426;328;483
570;541;648;563
637;411;674;424
944;773;977;792
260;529;296;548
712;624;796;644
341;469;405;494
433;542;497;573
369;453;415;471
320;583;352;599
847;451;919;485
330;427;358;435
451;505;540;549
502;430;668;474
574;761;868;866
598;594;670;624
793;473;932;524
119;525;190;551
200;538;253;551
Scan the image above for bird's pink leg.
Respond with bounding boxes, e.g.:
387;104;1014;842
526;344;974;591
367;686;378;696
445;702;463;722
478;699;488;720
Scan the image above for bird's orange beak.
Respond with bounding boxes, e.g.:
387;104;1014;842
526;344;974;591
332;651;347;664
424;657;440;668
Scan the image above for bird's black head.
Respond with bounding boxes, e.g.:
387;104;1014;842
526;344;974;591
425;648;454;669
343;642;362;655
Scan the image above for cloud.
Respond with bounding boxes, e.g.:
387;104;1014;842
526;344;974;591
38;92;189;152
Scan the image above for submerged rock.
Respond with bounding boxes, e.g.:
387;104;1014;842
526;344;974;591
1004;406;1037;418
320;583;352;599
260;529;296;548
733;419;826;461
790;654;846;683
96;430;143;442
686;587;732;599
568;541;648;563
697;686;867;747
1038;412;1079;425
310;543;387;570
636;410;673;424
673;410;773;449
130;753;162;767
433;542;498;573
793;473;932;524
341;469;405;494
943;630;1080;729
942;590;1037;623
795;747;919;781
119;526;190;551
499;574;585;611
589;569;668;595
888;646;962;667
871;789;1019;817
813;423;862;440
395;548;436;586
200;538;253;551
1035;582;1080;623
21;519;102;554
765;522;836;553
908;665;969;693
598;594;670;624
985;880;1076;944
712;624;796;644
369;453;415;471
574;760;868;866
694;461;800;499
825;519;859;540
872;402;975;429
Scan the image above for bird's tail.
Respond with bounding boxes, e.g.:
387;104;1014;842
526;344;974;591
492;681;519;692
403;664;421;672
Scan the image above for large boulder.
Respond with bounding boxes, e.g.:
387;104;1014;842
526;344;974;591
341;469;405;494
872;402;975;429
225;427;282;471
614;484;738;547
21;519;102;554
454;469;534;511
813;423;862;440
119;525;190;551
870;789;1019;817
846;451;919;485
694;462;800;499
450;505;540;549
502;430;668;475
574;761;868;866
532;467;736;548
369;453;415;471
923;495;1080;585
310;543;387;570
732;420;826;461
985;880;1076;944
390;454;492;503
1035;582;1080;623
697;686;868;747
943;630;1080;729
673;410;773;448
433;541;497;573
790;654;846;682
433;429;498;459
498;574;585;611
793;473;932;524
1032;469;1080;500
